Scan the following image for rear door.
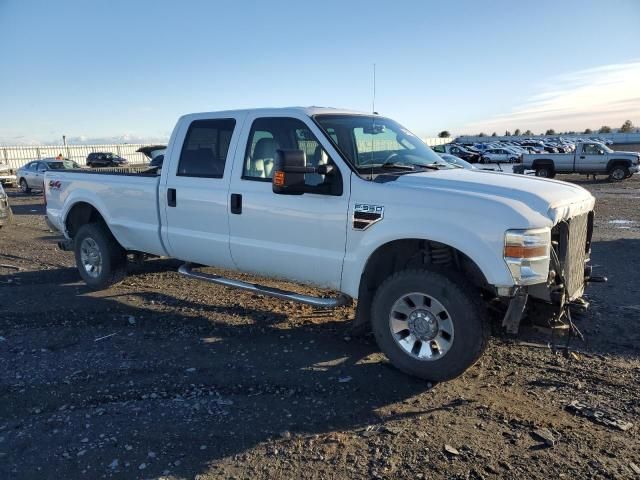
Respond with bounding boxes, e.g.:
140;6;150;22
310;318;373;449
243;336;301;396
227;113;350;289
34;162;48;189
161;113;245;268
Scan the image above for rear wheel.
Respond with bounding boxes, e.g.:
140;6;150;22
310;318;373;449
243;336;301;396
370;269;489;382
74;223;127;290
535;165;554;178
19;178;31;193
609;165;628;182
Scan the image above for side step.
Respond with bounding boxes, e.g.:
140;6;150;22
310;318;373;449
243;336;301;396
178;263;352;308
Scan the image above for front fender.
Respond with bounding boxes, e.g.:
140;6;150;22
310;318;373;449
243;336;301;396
340;217;517;298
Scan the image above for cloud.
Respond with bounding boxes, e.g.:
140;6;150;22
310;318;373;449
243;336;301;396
461;61;640;134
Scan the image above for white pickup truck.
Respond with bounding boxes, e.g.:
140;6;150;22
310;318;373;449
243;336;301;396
45;107;599;382
514;141;640;180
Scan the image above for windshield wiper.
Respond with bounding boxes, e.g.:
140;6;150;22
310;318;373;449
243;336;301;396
379;161;416;170
379;162;445;171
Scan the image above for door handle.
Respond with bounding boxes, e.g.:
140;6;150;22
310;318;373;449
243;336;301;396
167;188;176;207
580;156;585;159
230;193;242;214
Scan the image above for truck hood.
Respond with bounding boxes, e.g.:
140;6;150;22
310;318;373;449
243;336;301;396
612;150;640;161
390;169;595;224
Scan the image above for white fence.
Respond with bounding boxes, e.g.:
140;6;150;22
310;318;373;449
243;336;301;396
0;144;154;169
1;138;452;170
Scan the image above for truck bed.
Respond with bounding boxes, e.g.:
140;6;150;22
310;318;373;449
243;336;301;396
45;168;167;257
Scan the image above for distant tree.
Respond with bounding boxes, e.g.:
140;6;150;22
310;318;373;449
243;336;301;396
438;130;451;138
491;132;497;137
504;130;511;136
514;128;521;136
620;120;634;133
478;132;486;137
523;129;533;136
598;125;612;133
583;128;592;134
545;129;556;136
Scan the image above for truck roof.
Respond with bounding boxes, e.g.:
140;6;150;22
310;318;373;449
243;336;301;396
179;106;371;122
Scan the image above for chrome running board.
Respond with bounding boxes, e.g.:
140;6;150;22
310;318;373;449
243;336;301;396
178;263;352;308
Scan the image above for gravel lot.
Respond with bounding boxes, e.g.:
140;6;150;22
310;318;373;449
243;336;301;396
1;173;639;480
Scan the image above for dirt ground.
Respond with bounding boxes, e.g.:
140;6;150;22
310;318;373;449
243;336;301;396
1;173;639;480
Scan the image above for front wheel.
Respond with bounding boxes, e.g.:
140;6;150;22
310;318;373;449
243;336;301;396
371;269;489;382
609;165;629;182
19;178;31;193
74;223;127;290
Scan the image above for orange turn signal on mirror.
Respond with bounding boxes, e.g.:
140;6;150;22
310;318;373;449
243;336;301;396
274;171;285;186
504;245;548;258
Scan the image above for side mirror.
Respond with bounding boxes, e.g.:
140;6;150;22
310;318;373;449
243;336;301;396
272;149;307;195
272;149;336;195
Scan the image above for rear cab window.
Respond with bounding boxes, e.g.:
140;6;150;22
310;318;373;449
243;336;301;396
177;119;236;178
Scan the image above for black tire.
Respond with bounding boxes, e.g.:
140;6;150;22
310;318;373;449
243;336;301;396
370;269;489;382
74;223;127;290
19;178;31;194
535;166;554;178
608;165;629;182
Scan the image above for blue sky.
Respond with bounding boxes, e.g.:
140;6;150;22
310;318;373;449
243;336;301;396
0;0;638;144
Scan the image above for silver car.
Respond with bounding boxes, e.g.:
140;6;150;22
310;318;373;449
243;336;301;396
0;183;12;227
17;158;81;193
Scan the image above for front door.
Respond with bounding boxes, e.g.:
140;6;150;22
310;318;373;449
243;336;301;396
577;143;607;172
162;114;245;269
228;115;350;290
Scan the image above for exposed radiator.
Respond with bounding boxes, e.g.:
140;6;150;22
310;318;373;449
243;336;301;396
553;212;591;300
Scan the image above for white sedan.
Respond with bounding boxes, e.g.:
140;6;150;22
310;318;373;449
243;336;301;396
481;148;519;163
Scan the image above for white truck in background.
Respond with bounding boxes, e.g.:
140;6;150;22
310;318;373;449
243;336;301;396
45;107;600;382
514;141;640;180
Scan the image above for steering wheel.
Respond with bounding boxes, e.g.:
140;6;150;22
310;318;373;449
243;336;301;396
383;151;411;164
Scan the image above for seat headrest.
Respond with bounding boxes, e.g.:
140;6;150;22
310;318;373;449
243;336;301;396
312;145;328;166
254;138;278;159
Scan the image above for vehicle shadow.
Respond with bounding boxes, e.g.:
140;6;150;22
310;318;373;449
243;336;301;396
1;238;637;478
508;238;640;358
0;265;430;480
9;203;45;216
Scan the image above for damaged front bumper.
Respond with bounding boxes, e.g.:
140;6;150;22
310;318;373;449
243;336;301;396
498;209;605;334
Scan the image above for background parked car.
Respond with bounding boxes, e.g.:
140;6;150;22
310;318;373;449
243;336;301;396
136;145;167;168
0;161;17;187
86;152;128;168
17;158;82;193
481;148;519;163
0;183;12;227
438;153;477;170
431;144;481;163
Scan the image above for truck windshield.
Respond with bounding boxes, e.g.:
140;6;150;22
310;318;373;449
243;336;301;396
314;115;451;173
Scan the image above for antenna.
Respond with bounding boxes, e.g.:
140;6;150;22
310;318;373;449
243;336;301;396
372;63;376;114
369;63;376;181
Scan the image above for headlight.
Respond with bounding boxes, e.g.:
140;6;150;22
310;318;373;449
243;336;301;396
504;228;550;285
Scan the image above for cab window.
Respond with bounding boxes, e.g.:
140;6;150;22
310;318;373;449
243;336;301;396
243;117;338;189
177;118;236;178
